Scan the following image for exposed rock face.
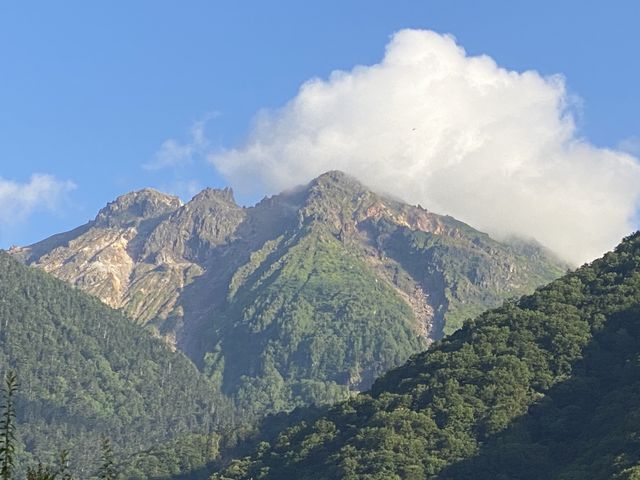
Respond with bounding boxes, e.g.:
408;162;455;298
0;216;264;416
10;171;565;412
94;188;183;228
11;189;181;311
142;187;245;263
10;187;246;352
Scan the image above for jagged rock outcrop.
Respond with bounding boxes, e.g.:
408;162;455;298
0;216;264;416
10;171;566;415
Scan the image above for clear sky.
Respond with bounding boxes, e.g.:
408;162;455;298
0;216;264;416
1;1;639;256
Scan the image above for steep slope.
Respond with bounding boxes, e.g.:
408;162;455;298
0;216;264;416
12;171;564;415
211;232;640;480
0;251;226;477
209;225;424;415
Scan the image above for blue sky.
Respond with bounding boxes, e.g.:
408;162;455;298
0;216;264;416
0;1;639;257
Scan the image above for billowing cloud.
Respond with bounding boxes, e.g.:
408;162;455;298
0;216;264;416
0;174;76;225
211;29;640;265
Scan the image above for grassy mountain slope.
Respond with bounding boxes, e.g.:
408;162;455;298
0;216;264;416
12;171;564;417
207;225;424;416
211;232;640;480
0;251;226;478
205;173;562;415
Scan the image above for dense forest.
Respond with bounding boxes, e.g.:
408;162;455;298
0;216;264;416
0;251;228;478
211;232;640;479
207;223;425;418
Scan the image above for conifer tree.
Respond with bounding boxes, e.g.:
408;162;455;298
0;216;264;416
26;463;56;480
98;437;117;480
56;450;72;480
0;371;17;480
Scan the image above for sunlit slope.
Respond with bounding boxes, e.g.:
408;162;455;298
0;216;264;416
13;171;564;416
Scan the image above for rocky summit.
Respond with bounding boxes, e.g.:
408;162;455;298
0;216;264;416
11;171;566;416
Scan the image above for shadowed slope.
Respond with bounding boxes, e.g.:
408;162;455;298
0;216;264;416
210;232;640;480
0;251;226;477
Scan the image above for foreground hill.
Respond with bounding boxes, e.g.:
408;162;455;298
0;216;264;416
212;232;640;480
12;171;564;416
0;251;225;477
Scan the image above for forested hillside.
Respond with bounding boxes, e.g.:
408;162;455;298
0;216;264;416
13;171;564;418
211;232;640;479
0;251;226;478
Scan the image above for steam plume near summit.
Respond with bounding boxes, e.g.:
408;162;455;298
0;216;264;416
211;29;640;265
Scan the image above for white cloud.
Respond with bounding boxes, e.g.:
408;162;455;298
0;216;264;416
210;29;640;265
145;114;217;171
0;174;76;225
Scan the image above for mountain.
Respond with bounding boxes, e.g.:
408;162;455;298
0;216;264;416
11;171;565;416
211;232;640;480
0;251;227;478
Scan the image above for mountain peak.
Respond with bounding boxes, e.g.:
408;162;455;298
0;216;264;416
189;187;237;206
94;188;182;227
310;170;366;192
304;171;370;204
12;172;566;428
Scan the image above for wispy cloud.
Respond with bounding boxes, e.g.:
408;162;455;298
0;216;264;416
210;29;640;265
0;174;76;225
144;114;218;171
618;136;640;156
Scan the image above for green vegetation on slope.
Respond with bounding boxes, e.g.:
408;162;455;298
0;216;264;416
375;218;566;335
0;251;226;478
197;172;562;419
13;171;565;428
212;232;640;480
206;225;425;418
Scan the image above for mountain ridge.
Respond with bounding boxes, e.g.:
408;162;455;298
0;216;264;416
210;231;640;480
9;171;566;416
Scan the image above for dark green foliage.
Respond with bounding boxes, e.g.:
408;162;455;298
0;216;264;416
0;372;17;480
209;226;426;418
120;433;220;479
97;437;116;480
26;463;57;480
0;252;224;476
1;374;77;480
55;451;71;480
211;232;640;479
379;223;565;335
